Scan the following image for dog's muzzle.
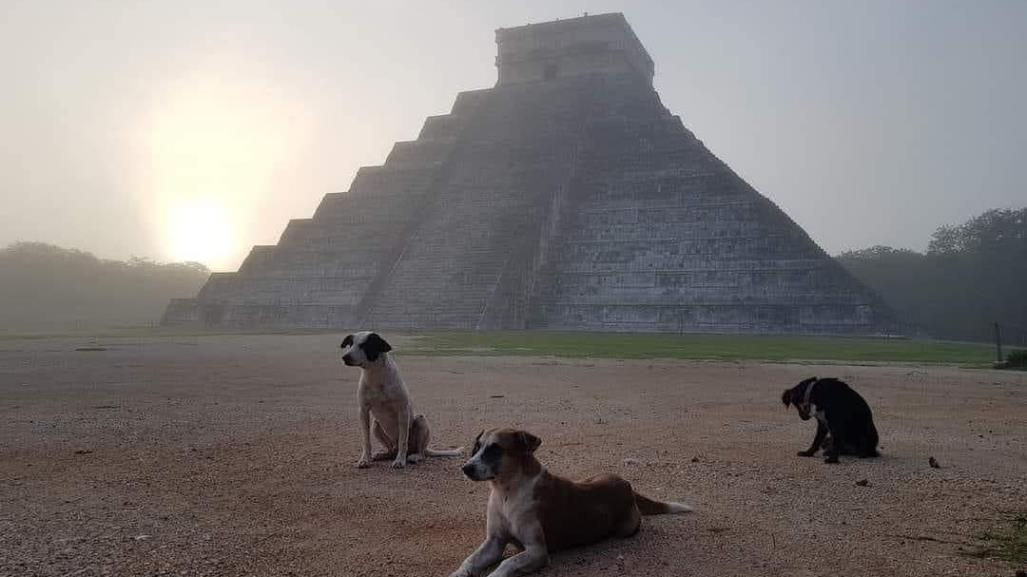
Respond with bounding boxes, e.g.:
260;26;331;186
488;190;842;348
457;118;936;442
461;462;492;481
342;354;357;366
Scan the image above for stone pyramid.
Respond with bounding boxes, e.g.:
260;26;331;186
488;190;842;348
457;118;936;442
163;13;896;334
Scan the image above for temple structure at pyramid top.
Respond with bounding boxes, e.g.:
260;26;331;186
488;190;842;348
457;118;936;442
496;13;654;86
163;13;898;335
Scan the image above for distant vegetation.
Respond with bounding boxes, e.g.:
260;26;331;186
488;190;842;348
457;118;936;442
1003;349;1027;370
965;512;1027;564
837;208;1027;343
0;242;209;332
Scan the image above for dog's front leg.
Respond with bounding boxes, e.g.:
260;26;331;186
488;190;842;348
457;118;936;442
449;536;506;577
356;404;372;468
485;523;548;577
485;543;548;577
798;421;828;457
823;424;843;464
392;404;411;469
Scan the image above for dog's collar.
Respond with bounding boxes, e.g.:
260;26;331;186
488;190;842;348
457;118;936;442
801;378;817;409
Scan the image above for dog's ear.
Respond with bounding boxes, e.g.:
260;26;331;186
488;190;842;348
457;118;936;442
341;334;354;349
781;389;792;407
516;431;541;453
363;333;392;362
367;333;391;353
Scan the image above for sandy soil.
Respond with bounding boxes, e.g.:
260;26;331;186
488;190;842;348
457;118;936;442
2;333;1025;577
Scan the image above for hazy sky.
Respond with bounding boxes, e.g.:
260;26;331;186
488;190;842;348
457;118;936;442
2;1;1025;271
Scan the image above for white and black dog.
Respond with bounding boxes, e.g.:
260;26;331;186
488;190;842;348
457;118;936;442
782;377;880;464
341;331;461;469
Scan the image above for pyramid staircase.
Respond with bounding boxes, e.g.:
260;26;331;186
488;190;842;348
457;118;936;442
163;13;896;335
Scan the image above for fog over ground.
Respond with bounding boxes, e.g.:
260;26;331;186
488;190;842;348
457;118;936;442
1;0;1024;271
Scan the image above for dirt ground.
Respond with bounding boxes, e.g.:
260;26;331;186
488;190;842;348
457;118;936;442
2;333;1025;577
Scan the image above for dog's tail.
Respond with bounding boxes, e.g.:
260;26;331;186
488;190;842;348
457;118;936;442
634;491;693;516
424;446;464;458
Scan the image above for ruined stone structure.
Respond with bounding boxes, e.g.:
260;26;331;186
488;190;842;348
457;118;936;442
163;13;896;334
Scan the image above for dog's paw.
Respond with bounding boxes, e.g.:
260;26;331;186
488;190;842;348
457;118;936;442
797;450;816;457
448;571;472;577
391;457;407;469
824;455;840;464
355;456;371;469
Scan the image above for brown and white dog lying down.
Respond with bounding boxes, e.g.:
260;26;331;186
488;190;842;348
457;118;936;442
450;428;692;577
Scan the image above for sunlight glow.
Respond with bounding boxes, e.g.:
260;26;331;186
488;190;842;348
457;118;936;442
165;196;235;267
143;62;309;270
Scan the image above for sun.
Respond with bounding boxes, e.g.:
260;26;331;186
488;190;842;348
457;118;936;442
165;196;236;268
141;62;309;271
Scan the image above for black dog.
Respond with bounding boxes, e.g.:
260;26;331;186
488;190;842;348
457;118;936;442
782;377;879;464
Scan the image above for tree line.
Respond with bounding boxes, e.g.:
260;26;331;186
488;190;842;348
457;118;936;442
0;242;209;332
837;208;1027;343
